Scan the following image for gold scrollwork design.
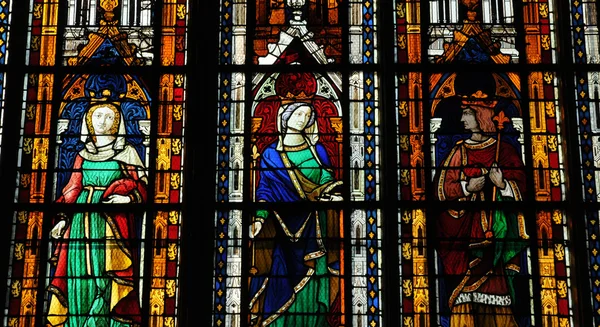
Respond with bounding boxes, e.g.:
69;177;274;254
559;317;570;327
557;280;567;298
543;72;554;84
541;35;551;51
21;174;30;188
398;34;407;49
166;279;176;297
539;3;549;18
10;280;21;297
555;244;565;261
17;211;28;224
174;74;184;87
400;169;410;186
399;135;409;151
172;139;182;155
167;243;178;260
173;104;183;121
31;35;41;51
176;4;187;19
552;210;562;224
168;211;179;225
547;135;557;152
398;74;408;85
402;211;412;224
176;36;185;52
26;104;36;120
550;170;560;187
165;317;175;327
402;243;412;260
402;279;413;297
399;101;408;117
23;138;33;155
28;74;37;87
32;4;42;19
545;102;555;117
14;243;24;260
170;173;180;189
397;3;405;18
403;316;413;327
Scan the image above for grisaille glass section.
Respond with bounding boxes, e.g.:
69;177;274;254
428;0;518;63
63;0;155;65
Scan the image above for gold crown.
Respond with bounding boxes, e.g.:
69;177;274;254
279;91;313;106
461;90;497;110
88;89;126;101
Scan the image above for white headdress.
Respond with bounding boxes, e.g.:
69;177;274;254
276;102;319;151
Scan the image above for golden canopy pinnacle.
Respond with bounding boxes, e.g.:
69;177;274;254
100;0;118;21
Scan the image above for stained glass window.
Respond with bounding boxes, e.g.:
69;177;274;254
0;0;12;155
4;1;189;326
213;0;591;326
215;0;382;325
394;0;577;325
0;0;599;326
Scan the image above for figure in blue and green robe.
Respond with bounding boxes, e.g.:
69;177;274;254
249;102;342;327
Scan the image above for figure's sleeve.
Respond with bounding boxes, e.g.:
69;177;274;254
313;143;335;184
437;146;466;201
102;164;147;203
56;156;84;204
498;141;526;200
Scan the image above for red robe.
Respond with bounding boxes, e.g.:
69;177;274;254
48;153;147;325
435;137;527;309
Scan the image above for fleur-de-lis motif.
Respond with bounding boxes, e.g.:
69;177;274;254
493;110;510;130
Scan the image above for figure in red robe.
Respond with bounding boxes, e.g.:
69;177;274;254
47;103;147;327
434;96;529;326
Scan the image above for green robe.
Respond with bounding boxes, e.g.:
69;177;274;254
65;160;131;327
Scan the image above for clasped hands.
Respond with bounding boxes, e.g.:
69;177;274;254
465;162;506;193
